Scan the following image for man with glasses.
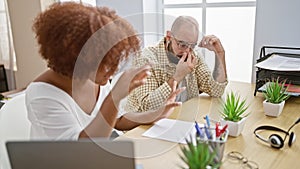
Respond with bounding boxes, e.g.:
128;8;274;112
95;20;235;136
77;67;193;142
125;16;228;112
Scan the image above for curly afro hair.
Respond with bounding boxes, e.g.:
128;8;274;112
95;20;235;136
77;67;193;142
32;2;140;79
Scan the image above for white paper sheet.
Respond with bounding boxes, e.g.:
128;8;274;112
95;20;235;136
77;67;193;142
255;54;300;71
142;119;197;144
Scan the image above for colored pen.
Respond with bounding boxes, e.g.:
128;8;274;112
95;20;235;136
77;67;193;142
195;121;204;139
205;115;211;128
204;124;211;139
220;124;228;135
215;122;221;138
203;117;219;124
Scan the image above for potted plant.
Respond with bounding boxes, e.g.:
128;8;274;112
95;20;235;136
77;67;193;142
262;78;290;117
179;136;221;169
220;91;249;137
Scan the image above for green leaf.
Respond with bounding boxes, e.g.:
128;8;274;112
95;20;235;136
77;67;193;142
263;78;291;104
179;137;221;169
219;91;249;122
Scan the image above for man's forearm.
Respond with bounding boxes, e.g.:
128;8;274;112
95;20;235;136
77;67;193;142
213;52;227;82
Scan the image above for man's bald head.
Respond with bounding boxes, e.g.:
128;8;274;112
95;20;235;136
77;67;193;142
171;16;199;38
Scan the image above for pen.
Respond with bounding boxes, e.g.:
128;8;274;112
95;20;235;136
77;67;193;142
205;115;211;128
215;122;221;138
220;124;228;136
195;121;204;139
204;124;211;139
203;117;219;124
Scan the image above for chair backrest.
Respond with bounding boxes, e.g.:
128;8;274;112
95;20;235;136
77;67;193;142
0;93;30;169
0;65;8;92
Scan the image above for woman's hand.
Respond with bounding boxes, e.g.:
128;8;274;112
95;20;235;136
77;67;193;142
111;64;151;103
149;81;185;123
114;80;185;130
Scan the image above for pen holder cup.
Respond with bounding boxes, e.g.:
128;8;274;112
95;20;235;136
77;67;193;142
199;127;229;164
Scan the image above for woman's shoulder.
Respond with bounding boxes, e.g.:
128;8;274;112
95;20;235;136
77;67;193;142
26;82;72;102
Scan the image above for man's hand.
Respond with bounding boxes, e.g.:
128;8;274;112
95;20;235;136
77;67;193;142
199;35;227;82
172;52;197;82
199;35;225;57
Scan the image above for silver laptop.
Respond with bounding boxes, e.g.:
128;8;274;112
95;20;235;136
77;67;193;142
6;139;137;169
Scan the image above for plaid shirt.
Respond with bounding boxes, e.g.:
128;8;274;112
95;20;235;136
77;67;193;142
125;38;227;112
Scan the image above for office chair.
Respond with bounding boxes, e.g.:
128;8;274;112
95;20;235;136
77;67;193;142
0;64;9;92
0;93;30;169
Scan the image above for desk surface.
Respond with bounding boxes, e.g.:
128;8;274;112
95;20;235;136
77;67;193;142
118;81;300;169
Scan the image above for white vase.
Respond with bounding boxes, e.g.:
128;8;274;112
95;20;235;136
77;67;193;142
263;100;285;117
220;117;246;137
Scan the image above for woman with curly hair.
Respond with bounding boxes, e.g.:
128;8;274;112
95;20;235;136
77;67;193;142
26;2;183;140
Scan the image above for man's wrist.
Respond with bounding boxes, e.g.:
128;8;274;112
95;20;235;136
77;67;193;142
215;50;225;57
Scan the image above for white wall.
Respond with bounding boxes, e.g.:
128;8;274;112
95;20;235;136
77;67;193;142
96;0;145;46
252;0;300;82
7;0;47;89
96;0;161;47
143;0;162;46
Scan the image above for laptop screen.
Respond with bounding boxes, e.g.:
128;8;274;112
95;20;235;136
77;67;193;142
6;139;136;169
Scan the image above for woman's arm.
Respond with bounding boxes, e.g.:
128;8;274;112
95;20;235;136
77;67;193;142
115;81;184;131
79;65;152;138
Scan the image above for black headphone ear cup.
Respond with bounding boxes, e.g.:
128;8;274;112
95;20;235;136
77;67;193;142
269;134;284;149
288;132;296;147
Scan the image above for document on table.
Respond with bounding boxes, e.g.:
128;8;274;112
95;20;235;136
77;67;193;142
258;82;300;96
142;119;197;144
255;54;300;71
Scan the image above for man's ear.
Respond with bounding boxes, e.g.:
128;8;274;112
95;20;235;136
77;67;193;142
166;31;172;40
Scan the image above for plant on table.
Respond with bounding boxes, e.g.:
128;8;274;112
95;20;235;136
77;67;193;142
263;78;290;104
219;91;249;137
262;78;290;117
179;135;221;169
220;91;249;122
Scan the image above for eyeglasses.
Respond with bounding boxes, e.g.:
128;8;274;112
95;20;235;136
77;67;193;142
171;34;197;50
226;151;259;169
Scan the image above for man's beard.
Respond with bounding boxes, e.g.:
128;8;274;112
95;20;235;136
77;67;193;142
167;41;182;58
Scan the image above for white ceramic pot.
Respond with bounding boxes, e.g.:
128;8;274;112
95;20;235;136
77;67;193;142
220;117;246;137
263;100;285;117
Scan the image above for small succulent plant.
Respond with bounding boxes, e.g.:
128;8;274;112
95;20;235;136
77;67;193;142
220;91;249;122
263;78;290;104
179;135;221;169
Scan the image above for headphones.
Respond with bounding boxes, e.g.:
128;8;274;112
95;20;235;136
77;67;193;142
254;118;300;149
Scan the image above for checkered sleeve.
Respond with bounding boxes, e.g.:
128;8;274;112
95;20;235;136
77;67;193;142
125;47;172;112
195;55;227;97
138;76;171;111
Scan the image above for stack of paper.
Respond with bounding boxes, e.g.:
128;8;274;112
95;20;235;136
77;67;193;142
255;54;300;71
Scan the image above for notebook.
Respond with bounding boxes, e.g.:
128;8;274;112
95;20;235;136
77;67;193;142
6;139;138;169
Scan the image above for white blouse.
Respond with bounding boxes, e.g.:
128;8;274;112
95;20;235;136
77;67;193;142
26;82;111;140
